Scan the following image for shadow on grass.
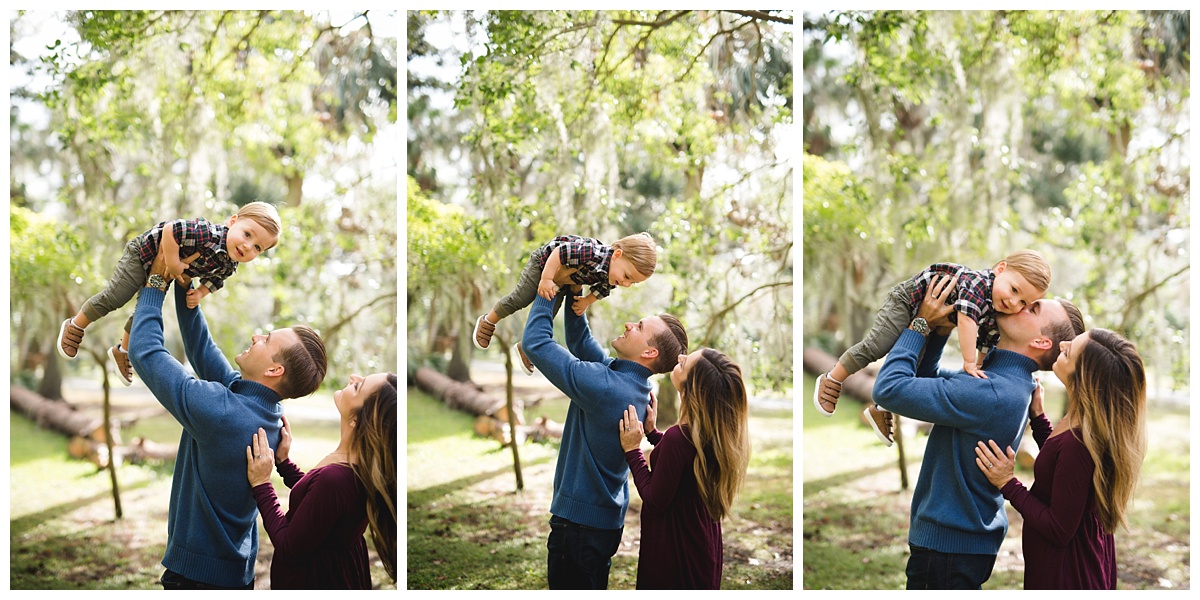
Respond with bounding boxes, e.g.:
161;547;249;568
408;454;557;505
10;477;160;539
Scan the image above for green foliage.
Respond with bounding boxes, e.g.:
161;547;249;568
804;10;1189;385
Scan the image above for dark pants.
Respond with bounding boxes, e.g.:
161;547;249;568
905;544;997;590
159;569;253;590
546;515;623;590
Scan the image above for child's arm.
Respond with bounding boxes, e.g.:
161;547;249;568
958;316;986;378
161;221;188;282
571;292;599;316
186;285;212;309
538;250;563;300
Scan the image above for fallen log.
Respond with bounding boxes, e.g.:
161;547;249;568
801;347;877;403
473;414;564;446
11;385;106;438
68;435;178;468
413;366;523;423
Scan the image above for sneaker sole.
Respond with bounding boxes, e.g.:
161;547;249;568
109;346;134;387
863;405;894;447
515;342;534;376
812;374;836;417
57;320;79;361
472;315;491;350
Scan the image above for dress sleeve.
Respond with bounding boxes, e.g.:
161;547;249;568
1030;413;1053;448
275;458;306;489
1000;433;1095;547
251;466;358;561
624;426;693;517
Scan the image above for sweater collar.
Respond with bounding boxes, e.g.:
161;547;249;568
231;376;284;408
982;348;1039;375
610;357;653;379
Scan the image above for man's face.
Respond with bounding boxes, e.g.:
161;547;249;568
234;327;300;377
612;315;668;361
996;299;1066;350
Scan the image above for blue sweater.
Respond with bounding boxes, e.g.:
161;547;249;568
129;284;283;587
522;293;653;529
873;329;1037;556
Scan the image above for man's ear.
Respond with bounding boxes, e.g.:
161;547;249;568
1030;335;1053;352
641;345;659;361
265;362;285;379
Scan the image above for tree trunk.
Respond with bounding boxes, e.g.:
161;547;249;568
499;336;524;491
412;366;523;422
11;385;104;437
38;337;65;400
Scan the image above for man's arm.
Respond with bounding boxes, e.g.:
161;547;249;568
174;266;238;386
562;291;608;363
128;255;227;438
522;294;613;412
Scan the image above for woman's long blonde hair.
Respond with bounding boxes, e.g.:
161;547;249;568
350;373;397;582
676;348;751;521
1069;329;1147;534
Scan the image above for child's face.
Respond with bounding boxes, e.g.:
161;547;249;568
608;252;650;288
225;215;278;263
991;264;1044;314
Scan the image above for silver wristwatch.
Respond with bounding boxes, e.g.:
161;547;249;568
909;317;930;335
147;273;169;291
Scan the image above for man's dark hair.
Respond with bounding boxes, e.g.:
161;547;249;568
648;314;688;374
1039;299;1086;370
273;325;328;399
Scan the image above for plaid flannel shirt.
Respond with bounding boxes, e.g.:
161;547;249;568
135;218;238;294
906;263;1000;351
533;235;615;299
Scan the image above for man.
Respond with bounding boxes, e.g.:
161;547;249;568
128;246;328;589
521;289;688;589
872;274;1085;589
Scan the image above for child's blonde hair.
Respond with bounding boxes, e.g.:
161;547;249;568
999;249;1051;293
612;232;657;277
236;201;282;243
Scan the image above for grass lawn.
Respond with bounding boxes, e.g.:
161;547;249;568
406;383;794;590
10;387;397;590
801;373;1190;590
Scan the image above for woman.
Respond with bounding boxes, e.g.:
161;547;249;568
246;372;398;589
618;348;751;589
975;328;1147;589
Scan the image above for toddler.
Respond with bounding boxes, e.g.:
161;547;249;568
814;249;1051;445
57;201;282;386
473;233;657;375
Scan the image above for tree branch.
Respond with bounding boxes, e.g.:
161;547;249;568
723;11;793;25
322;291;399;338
701;280;792;345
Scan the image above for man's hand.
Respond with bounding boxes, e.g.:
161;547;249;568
151;243;200;286
917;273;958;333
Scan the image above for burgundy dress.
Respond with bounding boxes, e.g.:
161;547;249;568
1000;414;1117;589
624;425;723;589
252;460;371;589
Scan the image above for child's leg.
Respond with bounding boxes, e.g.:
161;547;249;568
81;242;149;326
492;257;545;321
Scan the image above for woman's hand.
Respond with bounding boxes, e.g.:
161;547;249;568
619;405;645;451
974;439;1016;489
644;391;658;434
1029;376;1045;419
276;414;292;464
917;273;959;333
246;427;275;487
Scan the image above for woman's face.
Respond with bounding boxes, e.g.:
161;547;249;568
333;373;389;421
670;350;705;398
1053;331;1091;389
